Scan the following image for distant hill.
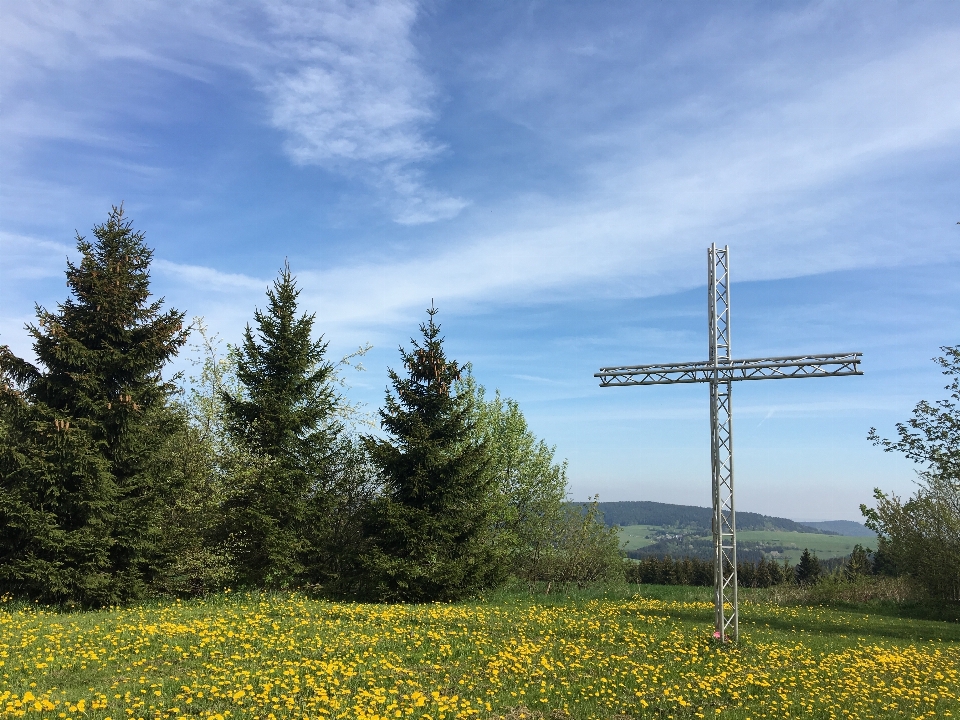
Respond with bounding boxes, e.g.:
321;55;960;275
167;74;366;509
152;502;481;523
798;520;873;537
593;501;835;535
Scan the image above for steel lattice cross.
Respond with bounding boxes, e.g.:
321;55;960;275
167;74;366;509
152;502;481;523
595;245;863;641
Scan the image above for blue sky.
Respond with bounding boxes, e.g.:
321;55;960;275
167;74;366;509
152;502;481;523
3;1;960;521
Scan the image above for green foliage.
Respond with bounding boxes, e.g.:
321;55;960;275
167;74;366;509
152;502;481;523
361;306;505;601
220;263;341;588
0;384;115;604
795;548;823;586
142;404;236;597
865;346;960;600
458;375;566;574
0;206;188;605
625;555;794;588
456;377;625;587
302;434;380;596
844;543;872;580
223;262;339;461
522;499;625;586
178;317;374;597
595;501;831;534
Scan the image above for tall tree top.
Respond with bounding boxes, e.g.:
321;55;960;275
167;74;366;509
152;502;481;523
1;205;187;415
224;261;338;457
383;304;463;432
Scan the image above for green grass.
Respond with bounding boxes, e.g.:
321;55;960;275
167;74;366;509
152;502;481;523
734;530;864;562
618;524;868;564
1;587;959;720
615;524;662;550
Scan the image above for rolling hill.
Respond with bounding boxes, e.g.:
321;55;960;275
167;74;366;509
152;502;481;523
799;520;873;537
594;500;834;534
593;501;877;564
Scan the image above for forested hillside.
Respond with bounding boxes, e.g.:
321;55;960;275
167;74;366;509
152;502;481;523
595;500;835;534
801;520;873;537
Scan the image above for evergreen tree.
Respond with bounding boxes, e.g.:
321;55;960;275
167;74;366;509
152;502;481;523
795;548;822;586
361;306;505;601
221;263;339;587
0;206;187;604
755;557;772;588
767;558;785;585
844;543;872;580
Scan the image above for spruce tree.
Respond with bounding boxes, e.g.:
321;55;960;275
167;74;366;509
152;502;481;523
0;206;187;604
844;543;872;579
755;556;772;588
221;262;339;587
361;306;505;601
795;548;822;586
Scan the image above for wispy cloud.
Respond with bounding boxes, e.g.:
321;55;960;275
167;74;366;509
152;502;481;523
270;26;960;330
3;4;960;331
0;0;463;225
153;259;268;293
260;0;466;224
0;232;77;281
263;1;435;166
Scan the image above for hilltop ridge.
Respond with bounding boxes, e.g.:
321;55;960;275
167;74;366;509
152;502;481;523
593;500;838;535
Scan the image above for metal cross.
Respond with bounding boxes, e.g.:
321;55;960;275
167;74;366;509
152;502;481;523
595;245;863;641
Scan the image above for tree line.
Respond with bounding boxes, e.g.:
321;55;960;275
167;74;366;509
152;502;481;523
2;207;956;606
624;546;871;588
0;208;623;606
596;501;830;535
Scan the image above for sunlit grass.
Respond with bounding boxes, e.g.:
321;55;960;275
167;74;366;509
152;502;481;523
1;585;958;719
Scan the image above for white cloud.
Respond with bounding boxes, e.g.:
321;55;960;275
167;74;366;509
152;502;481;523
0;0;462;225
259;0;466;223
3;5;960;335
153;259;268;293
0;232;77;281
277;28;960;329
263;0;435;165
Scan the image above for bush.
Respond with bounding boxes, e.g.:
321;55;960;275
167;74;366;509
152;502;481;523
866;346;960;601
521;499;624;587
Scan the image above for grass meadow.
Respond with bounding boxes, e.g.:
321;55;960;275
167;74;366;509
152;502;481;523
1;585;958;720
618;525;865;564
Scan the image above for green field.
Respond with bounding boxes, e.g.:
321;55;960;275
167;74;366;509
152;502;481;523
618;524;868;564
735;530;864;562
1;587;958;720
617;524;662;550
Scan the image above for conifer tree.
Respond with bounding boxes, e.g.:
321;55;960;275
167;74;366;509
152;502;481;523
0;206;187;603
795;548;822;586
361;306;505;601
844;543;872;579
221;262;339;587
755;556;772;588
767;558;785;585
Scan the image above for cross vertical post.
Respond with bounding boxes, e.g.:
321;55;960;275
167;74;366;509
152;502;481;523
709;244;737;641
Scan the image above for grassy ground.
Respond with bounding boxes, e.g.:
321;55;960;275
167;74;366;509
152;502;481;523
1;586;958;720
616;525;661;550
734;531;864;562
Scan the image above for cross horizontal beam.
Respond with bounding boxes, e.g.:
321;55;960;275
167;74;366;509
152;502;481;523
595;352;862;387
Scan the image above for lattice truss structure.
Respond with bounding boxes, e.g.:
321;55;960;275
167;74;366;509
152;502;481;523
595;245;863;641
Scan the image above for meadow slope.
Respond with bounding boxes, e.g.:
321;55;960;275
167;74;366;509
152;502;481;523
618;525;865;564
1;588;958;720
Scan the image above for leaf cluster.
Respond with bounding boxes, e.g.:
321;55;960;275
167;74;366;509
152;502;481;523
864;346;960;600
